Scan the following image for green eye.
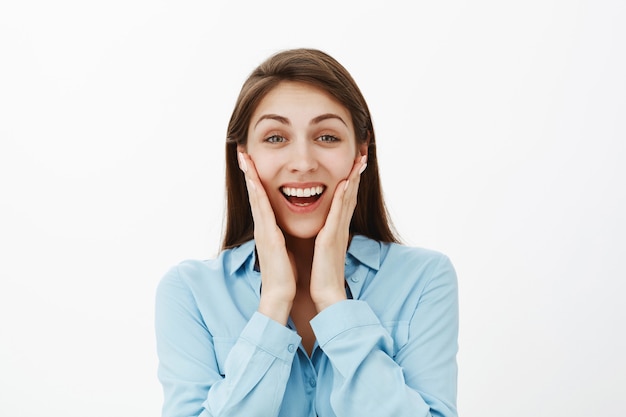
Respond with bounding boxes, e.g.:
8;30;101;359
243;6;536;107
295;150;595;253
317;135;339;143
266;135;286;143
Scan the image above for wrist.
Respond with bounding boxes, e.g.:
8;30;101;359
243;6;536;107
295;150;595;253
313;292;347;313
258;296;293;326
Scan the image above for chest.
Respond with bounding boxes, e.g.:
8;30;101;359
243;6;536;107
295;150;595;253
290;291;318;356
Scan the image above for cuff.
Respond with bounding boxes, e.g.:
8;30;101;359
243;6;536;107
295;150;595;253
310;300;380;347
240;312;302;361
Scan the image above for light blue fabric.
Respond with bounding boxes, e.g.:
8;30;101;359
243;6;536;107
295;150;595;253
155;235;458;417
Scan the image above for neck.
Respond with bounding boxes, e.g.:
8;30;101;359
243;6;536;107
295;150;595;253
284;235;315;287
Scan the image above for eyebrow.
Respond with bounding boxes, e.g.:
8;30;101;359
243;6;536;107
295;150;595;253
253;113;348;128
311;113;348;127
254;114;290;128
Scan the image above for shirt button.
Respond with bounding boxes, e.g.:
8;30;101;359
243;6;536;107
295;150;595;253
350;276;359;283
287;344;296;353
309;378;316;387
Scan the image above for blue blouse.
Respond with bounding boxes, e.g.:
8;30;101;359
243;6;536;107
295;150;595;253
155;235;458;417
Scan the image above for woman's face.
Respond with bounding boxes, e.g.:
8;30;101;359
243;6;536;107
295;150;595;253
243;81;366;240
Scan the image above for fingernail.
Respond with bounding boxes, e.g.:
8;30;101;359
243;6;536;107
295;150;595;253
238;152;248;173
344;180;350;191
247;178;256;191
358;155;368;174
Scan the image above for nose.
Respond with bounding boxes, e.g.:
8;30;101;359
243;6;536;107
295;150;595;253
286;140;318;173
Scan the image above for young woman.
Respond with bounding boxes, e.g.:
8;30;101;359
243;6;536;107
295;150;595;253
155;48;459;417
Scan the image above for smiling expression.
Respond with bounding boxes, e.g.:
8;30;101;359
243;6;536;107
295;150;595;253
243;81;366;240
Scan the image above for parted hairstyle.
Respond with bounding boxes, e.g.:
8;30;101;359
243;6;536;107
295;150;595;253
221;48;399;250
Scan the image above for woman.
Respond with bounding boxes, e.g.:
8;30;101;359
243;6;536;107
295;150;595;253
155;48;459;417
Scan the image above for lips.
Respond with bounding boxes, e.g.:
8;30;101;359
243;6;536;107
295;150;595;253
281;185;325;207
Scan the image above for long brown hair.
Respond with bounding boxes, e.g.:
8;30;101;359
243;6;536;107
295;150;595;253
221;48;399;250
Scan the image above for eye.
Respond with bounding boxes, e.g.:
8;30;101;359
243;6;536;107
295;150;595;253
316;134;340;143
265;134;286;143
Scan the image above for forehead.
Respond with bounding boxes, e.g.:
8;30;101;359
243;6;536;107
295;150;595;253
251;81;352;122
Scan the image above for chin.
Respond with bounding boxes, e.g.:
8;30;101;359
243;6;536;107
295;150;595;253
279;219;324;241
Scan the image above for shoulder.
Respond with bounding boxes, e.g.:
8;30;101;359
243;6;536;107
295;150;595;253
156;240;256;296
349;235;456;287
378;240;458;290
158;257;220;289
382;240;454;271
350;234;454;272
385;241;450;261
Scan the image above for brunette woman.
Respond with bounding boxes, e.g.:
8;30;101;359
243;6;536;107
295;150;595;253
155;48;459;417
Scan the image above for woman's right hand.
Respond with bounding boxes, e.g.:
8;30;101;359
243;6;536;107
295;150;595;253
238;151;297;325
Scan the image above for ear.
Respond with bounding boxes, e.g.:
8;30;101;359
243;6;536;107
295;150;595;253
358;131;371;157
237;144;246;154
359;141;368;157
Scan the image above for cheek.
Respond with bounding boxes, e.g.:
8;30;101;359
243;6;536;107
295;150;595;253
249;156;276;184
331;154;356;179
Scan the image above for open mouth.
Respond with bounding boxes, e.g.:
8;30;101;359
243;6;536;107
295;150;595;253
281;185;325;207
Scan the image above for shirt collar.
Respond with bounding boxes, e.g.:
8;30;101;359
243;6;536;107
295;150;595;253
346;235;381;271
228;240;256;276
226;234;381;276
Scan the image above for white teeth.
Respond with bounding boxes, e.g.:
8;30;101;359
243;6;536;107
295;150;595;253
281;186;324;197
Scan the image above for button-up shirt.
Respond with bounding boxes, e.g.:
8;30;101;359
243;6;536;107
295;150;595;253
155;235;458;417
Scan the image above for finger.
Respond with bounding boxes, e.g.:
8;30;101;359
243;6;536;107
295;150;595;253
339;154;367;213
342;154;367;207
348;154;368;187
321;154;368;237
238;152;277;230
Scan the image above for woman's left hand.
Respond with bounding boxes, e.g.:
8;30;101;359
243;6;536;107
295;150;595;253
310;154;368;312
